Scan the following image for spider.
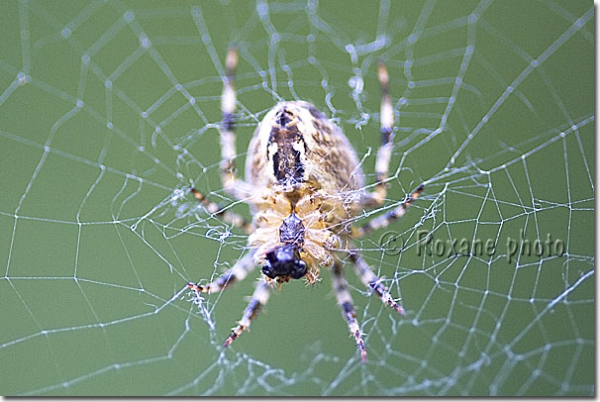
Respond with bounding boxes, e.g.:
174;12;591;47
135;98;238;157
187;46;423;363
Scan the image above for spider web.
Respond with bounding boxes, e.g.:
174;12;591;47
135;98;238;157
0;0;594;396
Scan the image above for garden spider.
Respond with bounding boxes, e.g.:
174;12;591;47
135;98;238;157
187;46;423;363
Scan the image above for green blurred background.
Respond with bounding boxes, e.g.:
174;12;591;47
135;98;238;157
0;0;594;396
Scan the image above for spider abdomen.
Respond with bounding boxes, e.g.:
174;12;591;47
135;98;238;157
245;101;365;194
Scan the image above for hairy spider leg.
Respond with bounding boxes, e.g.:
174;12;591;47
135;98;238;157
368;61;395;206
189;188;253;234
349;252;405;315
332;261;367;363
219;46;255;200
223;279;272;347
187;251;256;294
355;184;424;237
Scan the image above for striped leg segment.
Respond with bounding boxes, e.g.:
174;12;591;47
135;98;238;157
223;279;272;347
371;61;395;205
190;187;252;233
356;184;424;237
219;46;255;200
350;252;405;315
332;262;367;363
187;252;256;294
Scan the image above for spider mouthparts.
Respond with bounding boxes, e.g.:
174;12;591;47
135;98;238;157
262;244;307;280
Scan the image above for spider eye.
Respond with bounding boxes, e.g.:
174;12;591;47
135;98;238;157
262;244;307;280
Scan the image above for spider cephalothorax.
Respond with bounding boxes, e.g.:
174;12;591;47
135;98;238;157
187;46;423;363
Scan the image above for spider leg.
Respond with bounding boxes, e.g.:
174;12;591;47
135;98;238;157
223;279;271;347
354;184;424;238
349;252;405;315
332;261;367;363
367;61;395;206
187;251;256;294
190;188;252;234
220;46;255;200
